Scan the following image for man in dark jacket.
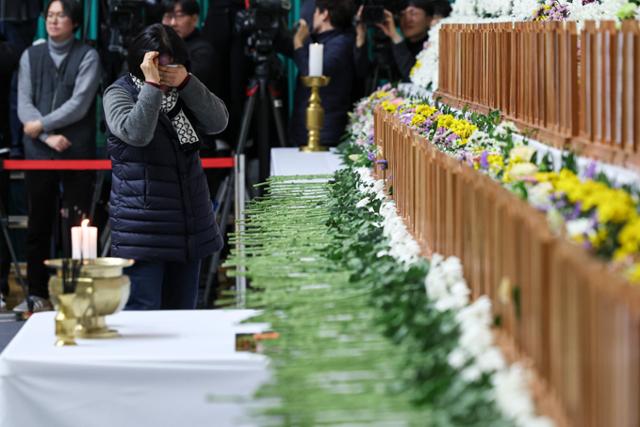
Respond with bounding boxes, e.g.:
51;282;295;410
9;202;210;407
162;0;217;93
163;0;227;197
290;0;355;147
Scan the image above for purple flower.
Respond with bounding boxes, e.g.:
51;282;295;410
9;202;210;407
376;159;388;170
584;161;597;179
568;202;582;220
549;3;569;20
424;118;433;128
480;151;489;169
367;151;376;161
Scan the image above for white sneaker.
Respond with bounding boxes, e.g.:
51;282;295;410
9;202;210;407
0;296;6;312
12;296;53;313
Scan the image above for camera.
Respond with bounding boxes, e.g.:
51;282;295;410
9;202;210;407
104;0;149;55
235;0;290;61
359;0;403;25
361;0;385;24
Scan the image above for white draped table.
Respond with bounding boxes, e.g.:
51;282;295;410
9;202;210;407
0;310;269;427
270;147;342;176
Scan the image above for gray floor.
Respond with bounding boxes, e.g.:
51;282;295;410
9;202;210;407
0;314;24;353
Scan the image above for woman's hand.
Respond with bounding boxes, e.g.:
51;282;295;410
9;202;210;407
294;19;310;50
140;51;161;84
376;10;402;44
23;120;43;138
159;64;189;88
44;135;71;152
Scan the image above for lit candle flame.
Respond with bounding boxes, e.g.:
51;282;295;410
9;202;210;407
81;219;89;228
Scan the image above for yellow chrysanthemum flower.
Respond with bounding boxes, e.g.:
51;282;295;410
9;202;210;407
381;100;399;113
627;263;640;284
411;114;427;126
410;60;422;78
415;104;436;117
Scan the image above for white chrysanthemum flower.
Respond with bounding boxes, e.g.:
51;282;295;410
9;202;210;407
476;347;507;373
492;364;536;421
477;0;512;17
448;348;468;369
566;218;593;238
566;0;626;21
461;365;483;382
457;295;493;326
355;197;370;209
452;0;478;17
528;182;554;209
511;0;540;19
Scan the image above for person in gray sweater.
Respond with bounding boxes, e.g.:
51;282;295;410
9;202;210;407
13;0;101;313
103;23;228;310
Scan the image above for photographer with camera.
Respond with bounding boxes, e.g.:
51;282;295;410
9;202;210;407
14;0;101;313
290;0;355;147
355;0;450;83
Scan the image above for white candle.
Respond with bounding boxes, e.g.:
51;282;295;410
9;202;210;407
71;219;98;260
309;43;323;76
71;226;82;259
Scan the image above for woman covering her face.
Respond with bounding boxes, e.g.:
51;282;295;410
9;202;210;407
102;23;228;310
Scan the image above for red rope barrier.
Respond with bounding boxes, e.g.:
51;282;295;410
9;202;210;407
2;157;235;171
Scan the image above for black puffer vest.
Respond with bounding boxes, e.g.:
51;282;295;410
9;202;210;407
107;75;223;261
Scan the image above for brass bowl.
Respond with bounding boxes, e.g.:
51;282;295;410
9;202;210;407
46;258;134;339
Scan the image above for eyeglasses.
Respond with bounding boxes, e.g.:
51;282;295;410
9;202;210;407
163;12;189;20
46;12;69;20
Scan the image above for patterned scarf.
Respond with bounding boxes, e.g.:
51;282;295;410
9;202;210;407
130;74;199;146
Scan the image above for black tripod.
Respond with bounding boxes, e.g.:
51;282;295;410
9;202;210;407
236;58;287;184
201;55;286;307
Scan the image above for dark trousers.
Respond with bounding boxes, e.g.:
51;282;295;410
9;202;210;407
124;259;202;310
25;170;94;298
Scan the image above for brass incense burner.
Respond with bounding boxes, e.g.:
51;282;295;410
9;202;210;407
300;75;330;152
46;257;134;344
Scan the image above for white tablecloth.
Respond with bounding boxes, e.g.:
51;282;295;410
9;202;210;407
270;147;342;176
0;310;269;427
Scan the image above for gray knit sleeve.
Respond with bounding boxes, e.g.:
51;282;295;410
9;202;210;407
17;51;49;143
178;74;229;135
103;83;163;147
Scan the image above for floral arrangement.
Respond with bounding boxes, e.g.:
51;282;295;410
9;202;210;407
341;87;640;284
410;0;639;91
349;166;553;426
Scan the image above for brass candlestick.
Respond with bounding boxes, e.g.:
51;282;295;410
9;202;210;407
300;75;330;152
